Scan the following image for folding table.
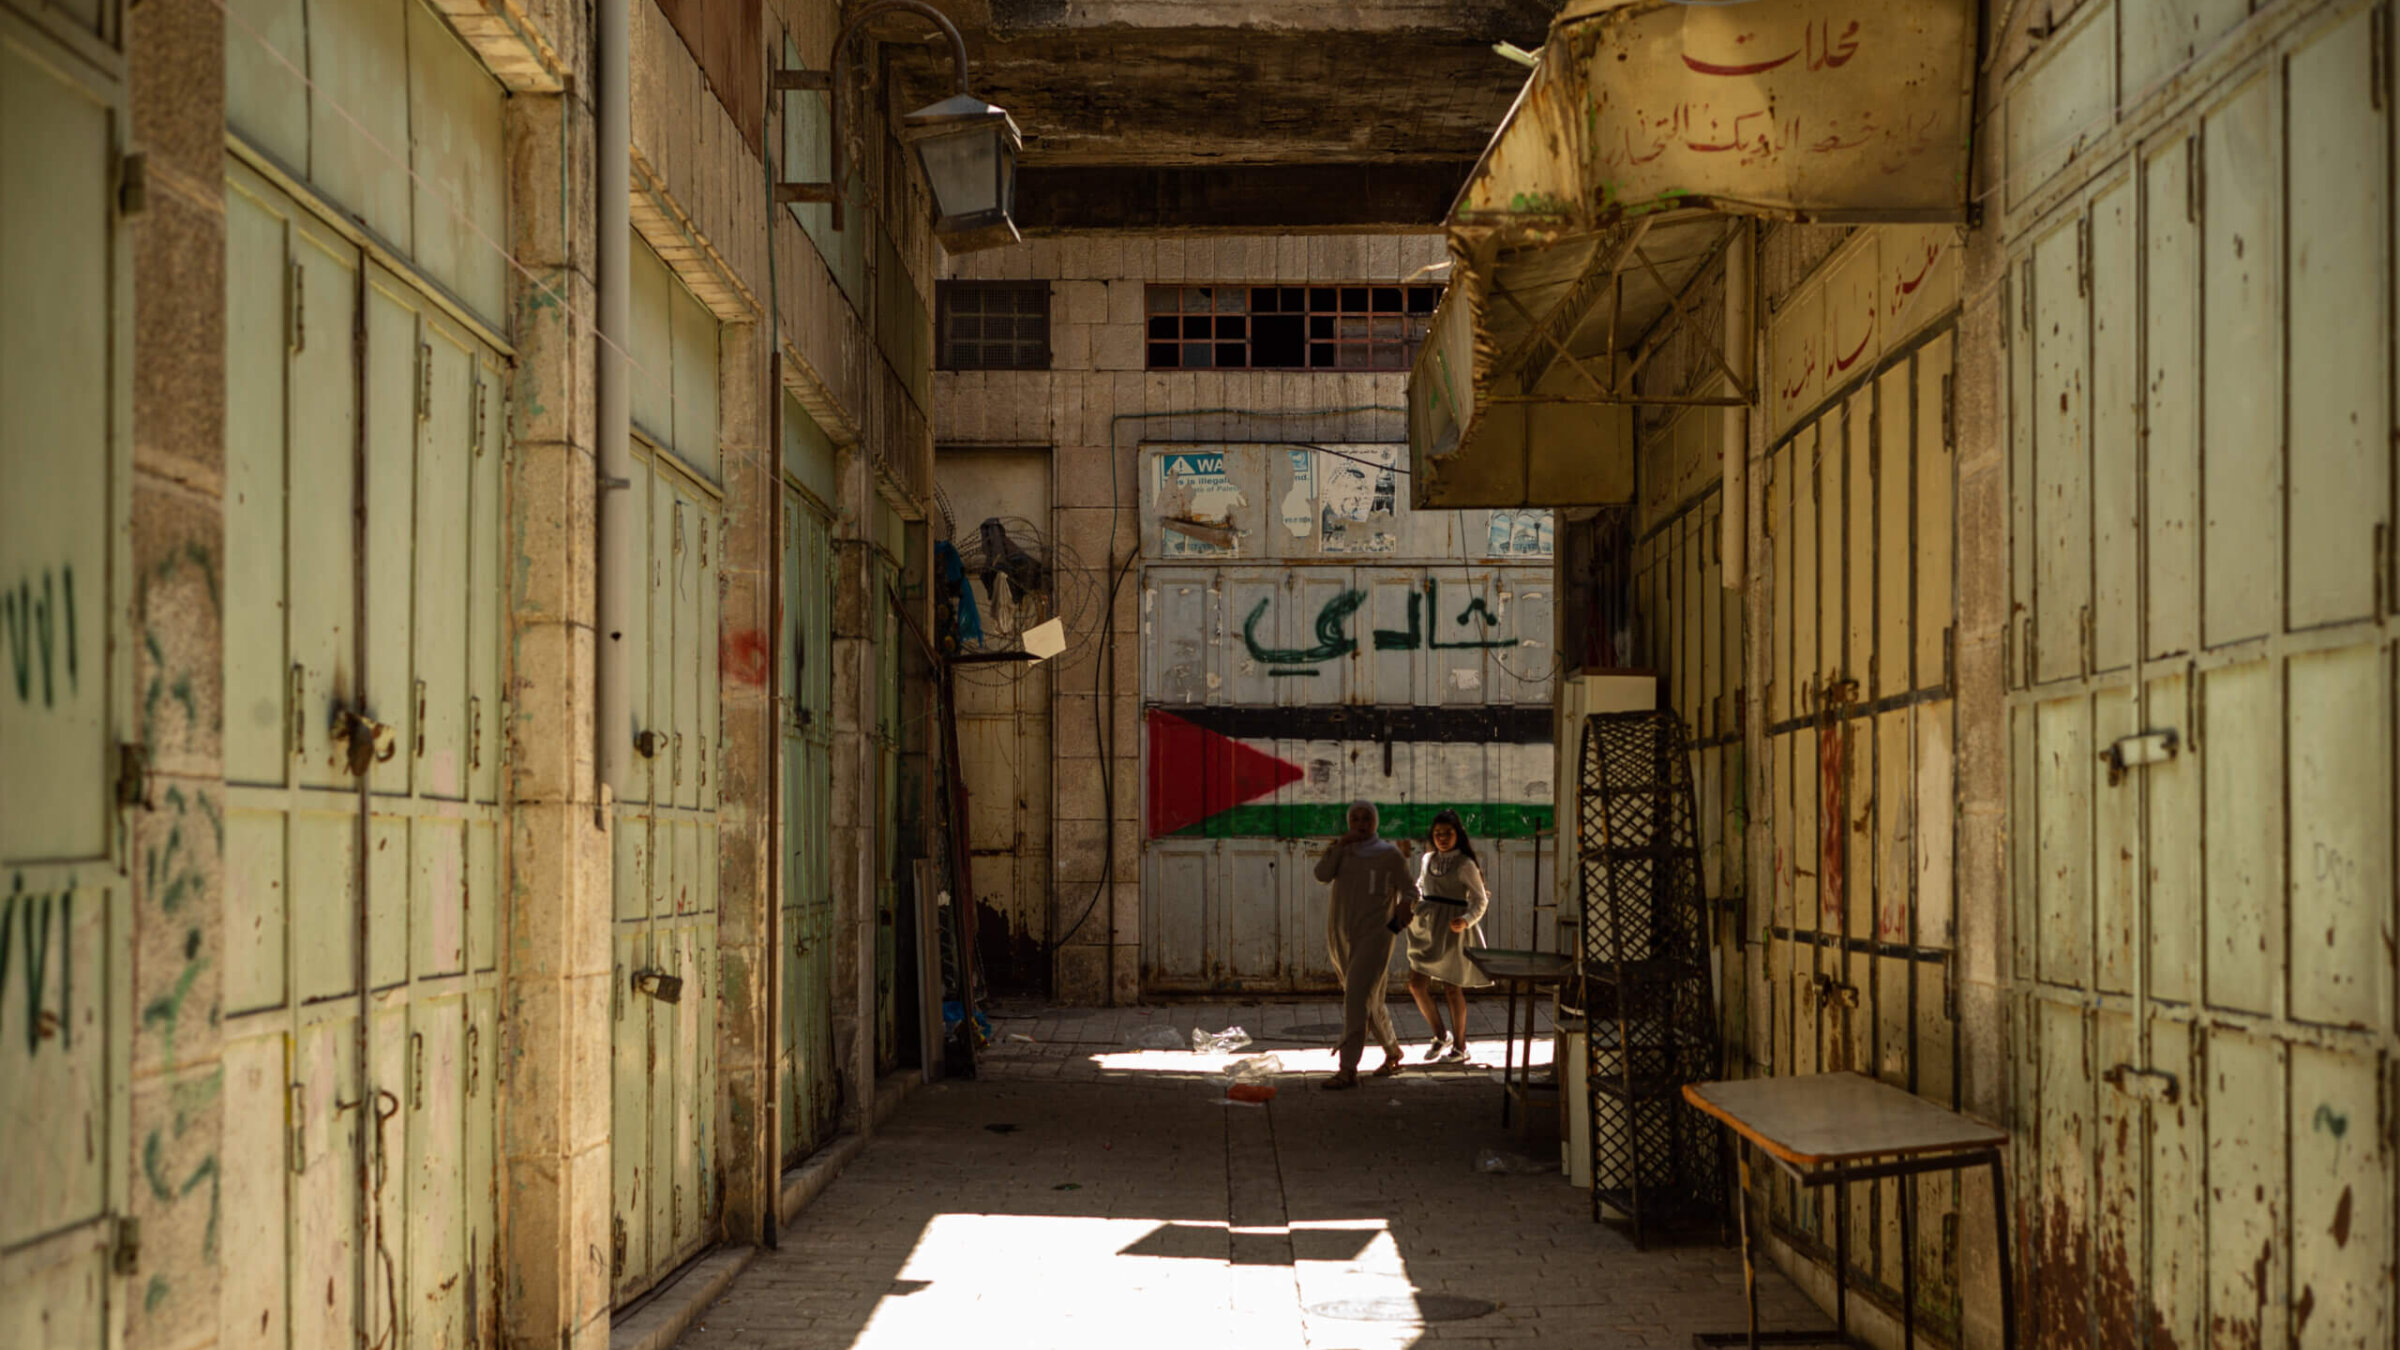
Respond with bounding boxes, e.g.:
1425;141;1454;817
1682;1072;2016;1350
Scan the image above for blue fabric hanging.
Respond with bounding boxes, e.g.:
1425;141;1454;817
936;539;982;642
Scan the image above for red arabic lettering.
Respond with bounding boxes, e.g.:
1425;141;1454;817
1891;242;1942;313
1683;49;1797;78
1681;18;1861;77
1808;19;1862;71
1831;322;1874;373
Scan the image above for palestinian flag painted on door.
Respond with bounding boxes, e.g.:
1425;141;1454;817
1145;703;1555;842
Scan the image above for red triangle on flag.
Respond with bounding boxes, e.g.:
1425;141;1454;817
1146;708;1303;838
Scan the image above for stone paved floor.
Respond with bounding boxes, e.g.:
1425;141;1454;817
674;1000;1833;1349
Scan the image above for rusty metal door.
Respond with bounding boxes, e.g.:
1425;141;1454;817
219;160;507;1349
609;454;722;1302
0;23;130;1345
1136;444;1558;994
1754;220;1965;1334
2002;7;2397;1342
933;449;1054;994
609;228;726;1303
778;480;838;1165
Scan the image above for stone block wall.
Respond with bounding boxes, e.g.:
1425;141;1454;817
933;232;1446;1003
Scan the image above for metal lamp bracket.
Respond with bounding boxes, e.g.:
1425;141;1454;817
772;0;979;227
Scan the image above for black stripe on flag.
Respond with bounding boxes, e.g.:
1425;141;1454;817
1148;703;1554;744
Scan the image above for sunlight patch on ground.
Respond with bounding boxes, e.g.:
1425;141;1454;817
1084;1035;1553;1079
844;1214;1422;1350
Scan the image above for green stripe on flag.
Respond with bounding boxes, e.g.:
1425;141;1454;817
1169;802;1554;841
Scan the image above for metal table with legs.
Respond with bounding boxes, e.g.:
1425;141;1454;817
1681;1073;2016;1350
1464;948;1575;1126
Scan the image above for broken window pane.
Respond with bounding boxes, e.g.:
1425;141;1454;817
1142;282;1442;371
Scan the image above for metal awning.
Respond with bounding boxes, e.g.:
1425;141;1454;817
1411;0;1977;508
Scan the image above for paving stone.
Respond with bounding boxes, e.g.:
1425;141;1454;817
675;1001;1834;1349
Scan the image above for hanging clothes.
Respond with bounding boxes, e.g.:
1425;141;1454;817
936;539;982;643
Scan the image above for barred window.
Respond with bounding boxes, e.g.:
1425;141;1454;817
1145;284;1441;371
938;282;1051;370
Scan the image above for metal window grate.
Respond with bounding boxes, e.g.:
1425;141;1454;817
938;282;1050;371
1144;283;1440;371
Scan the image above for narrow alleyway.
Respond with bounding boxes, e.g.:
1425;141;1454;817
674;1004;1832;1349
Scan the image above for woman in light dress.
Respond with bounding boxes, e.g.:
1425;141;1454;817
1404;809;1493;1061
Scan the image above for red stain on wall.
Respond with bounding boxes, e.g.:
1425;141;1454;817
722;629;770;687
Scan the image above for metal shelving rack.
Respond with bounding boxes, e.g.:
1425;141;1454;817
1577;708;1725;1246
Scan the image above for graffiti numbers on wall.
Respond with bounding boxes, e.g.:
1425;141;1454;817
4;565;78;706
1;873;74;1053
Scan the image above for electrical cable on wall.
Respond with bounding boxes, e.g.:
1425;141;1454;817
1048;407;1409;961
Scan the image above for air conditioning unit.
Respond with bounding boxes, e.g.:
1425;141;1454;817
1552;671;1656;939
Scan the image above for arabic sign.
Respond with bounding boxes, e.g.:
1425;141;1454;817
1768;223;1960;434
1455;0;1976;231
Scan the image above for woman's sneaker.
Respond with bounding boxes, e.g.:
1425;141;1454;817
1421;1033;1450;1061
1440;1041;1471;1064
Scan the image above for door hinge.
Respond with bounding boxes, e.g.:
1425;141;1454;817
612;962;626;1023
2188;135;2204;224
116;153;147;217
116;742;152;812
497;697;514;764
416;340;433;421
288;1082;307;1175
410;1031;425;1109
288;258;306;355
289;664;308;759
1940;371;1955;449
672;732;684;787
414;679;428;758
471;370;487;456
111;1217;140;1277
2187;664;2205;753
2079;604;2094;676
466;1025;481;1097
611;1215;626;1281
2019;259;2035;332
469;696;482;771
2076;215;2091;298
1998;272;2012;350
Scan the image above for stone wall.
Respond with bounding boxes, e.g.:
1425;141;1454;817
934;232;1445;1002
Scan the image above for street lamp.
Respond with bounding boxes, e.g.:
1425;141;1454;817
774;1;1023;253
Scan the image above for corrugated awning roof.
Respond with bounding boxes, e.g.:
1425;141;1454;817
1411;0;1977;509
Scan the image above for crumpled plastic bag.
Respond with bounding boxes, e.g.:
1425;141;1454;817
1192;1025;1253;1054
1129;1026;1186;1051
1475;1147;1550;1175
1220;1053;1283;1084
1226;1082;1277;1104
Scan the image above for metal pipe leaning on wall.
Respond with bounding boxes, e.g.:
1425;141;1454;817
597;0;634;818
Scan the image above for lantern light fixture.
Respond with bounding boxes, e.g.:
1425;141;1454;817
773;1;1023;253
